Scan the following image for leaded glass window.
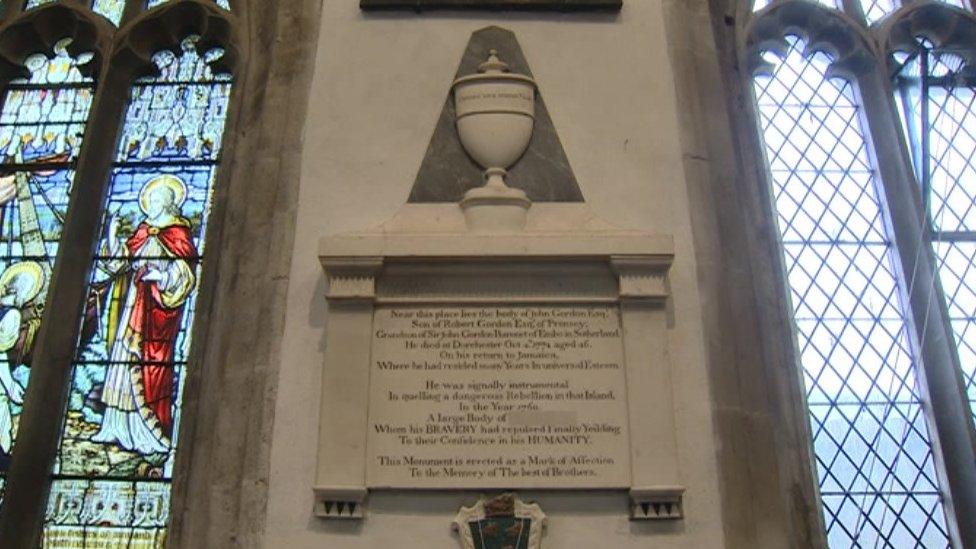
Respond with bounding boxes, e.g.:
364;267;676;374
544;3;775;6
0;38;94;498
24;0;54;9
23;0;125;25
895;45;976;425
92;0;125;25
42;35;231;548
861;0;899;24
752;35;951;547
754;0;968;17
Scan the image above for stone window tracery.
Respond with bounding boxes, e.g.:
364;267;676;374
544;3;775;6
0;1;238;547
743;0;976;546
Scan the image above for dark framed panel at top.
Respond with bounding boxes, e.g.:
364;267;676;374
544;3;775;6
361;0;621;11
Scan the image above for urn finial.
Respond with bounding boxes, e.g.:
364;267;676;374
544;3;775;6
452;49;537;233
478;49;510;73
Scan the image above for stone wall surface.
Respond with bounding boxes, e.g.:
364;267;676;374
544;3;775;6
263;1;727;547
165;0;828;546
166;0;323;547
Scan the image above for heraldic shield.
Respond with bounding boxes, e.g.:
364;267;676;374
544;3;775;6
453;493;547;549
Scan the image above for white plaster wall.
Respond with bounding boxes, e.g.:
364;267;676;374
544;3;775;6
263;1;725;546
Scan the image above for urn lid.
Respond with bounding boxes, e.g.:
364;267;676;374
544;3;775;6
452;49;536;89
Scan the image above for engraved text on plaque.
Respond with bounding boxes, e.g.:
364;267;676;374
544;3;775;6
366;304;631;489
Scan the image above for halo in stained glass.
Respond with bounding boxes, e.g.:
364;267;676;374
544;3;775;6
0;39;94;504
45;35;231;547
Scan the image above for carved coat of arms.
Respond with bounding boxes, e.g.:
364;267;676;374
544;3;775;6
453;493;546;549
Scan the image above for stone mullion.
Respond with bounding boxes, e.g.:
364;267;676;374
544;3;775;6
0;64;130;548
840;0;867;22
855;65;976;549
119;0;144;25
729;65;833;549
715;1;833;545
1;0;24;22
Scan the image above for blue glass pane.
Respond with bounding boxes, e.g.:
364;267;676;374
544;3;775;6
753;36;950;546
1;45;94;164
118;48;231;164
92;0;125;25
0;40;93;497
45;35;231;546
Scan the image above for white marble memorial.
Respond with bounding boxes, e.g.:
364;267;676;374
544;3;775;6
313;48;684;521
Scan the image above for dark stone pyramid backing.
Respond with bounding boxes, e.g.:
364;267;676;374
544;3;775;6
407;26;585;203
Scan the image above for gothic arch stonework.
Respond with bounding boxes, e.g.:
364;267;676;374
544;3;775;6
744;0;877;77
880;2;976;69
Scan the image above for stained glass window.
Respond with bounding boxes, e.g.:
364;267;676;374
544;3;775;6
0;38;94;499
147;0;231;10
92;0;125;25
22;0;125;25
753;36;951;547
43;35;231;548
896;46;976;425
24;0;55;9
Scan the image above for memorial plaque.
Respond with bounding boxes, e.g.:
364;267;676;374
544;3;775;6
366;304;631;489
313;28;681;520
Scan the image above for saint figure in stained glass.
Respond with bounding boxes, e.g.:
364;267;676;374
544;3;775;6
44;35;231;547
0;39;93;475
0;260;43;453
90;175;196;455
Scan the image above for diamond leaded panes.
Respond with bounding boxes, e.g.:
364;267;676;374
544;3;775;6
860;0;899;24
753;35;951;547
896;46;976;425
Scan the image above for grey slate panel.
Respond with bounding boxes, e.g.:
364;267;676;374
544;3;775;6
407;26;585;203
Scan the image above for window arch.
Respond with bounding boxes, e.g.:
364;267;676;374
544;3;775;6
0;1;239;547
742;0;976;547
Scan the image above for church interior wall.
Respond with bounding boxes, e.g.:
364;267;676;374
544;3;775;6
261;0;736;547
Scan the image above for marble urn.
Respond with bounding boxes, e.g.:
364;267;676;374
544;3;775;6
452;49;536;232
